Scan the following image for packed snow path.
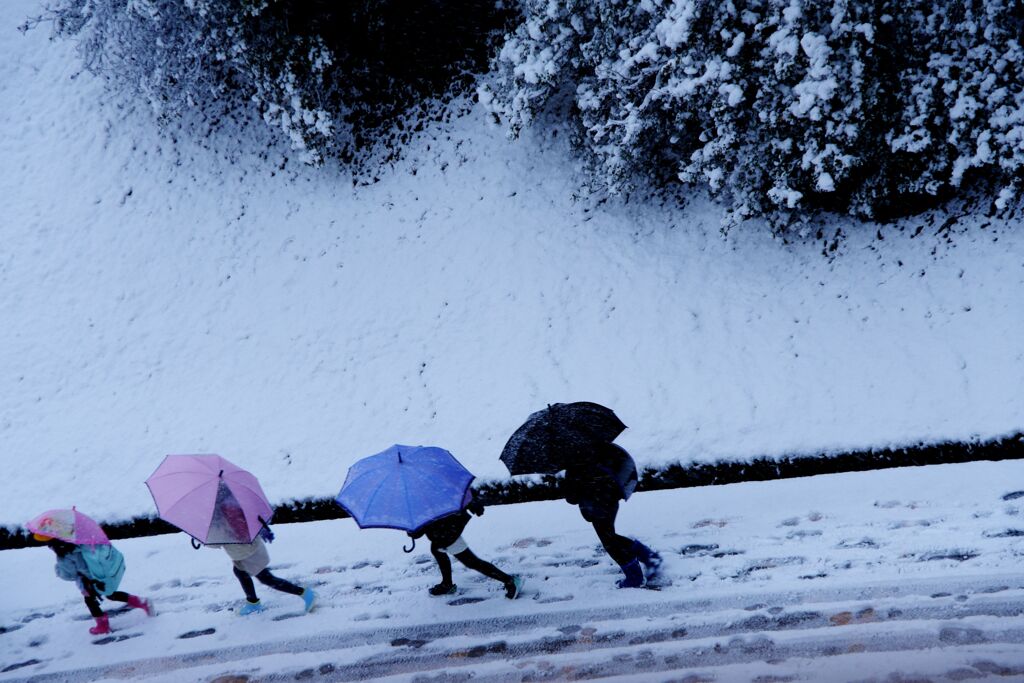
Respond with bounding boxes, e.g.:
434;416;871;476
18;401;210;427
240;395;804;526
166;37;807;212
3;461;1024;682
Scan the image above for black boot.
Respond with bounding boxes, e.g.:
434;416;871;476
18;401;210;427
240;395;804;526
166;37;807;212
428;582;456;596
616;559;644;588
632;541;662;577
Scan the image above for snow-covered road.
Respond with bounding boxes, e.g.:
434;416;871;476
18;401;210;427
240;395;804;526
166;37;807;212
3;460;1024;682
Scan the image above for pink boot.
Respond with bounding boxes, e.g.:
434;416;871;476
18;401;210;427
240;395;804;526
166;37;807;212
126;595;153;616
89;615;111;635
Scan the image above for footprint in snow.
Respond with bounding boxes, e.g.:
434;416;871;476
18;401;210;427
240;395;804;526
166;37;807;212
829;608;878;626
678;544;719;556
391;637;430;648
983;529;1024;538
1;659;41;673
448;597;487;606
352;612;390;621
19;612;55;624
204;601;236;613
350;560;383;570
1001;491;1024;501
178;628;216;639
93;633;142;645
692;519;728;529
733;557;805;579
272;612;307;622
786;529;822;540
916;549;980;562
887;519;935;530
543;558;600;568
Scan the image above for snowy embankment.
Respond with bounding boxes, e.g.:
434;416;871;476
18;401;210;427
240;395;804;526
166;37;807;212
3;460;1024;681
2;0;1024;529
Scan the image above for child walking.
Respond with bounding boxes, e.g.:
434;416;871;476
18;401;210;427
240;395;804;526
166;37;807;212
562;442;661;588
36;534;153;635
408;497;523;599
207;531;316;615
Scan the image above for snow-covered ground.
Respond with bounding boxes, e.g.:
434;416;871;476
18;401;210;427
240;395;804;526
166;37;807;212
3;460;1024;681
2;0;1023;528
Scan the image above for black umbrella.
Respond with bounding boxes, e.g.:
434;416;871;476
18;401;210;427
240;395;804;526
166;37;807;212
500;402;627;475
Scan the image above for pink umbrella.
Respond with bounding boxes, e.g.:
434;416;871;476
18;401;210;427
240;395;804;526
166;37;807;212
145;454;274;544
27;507;110;546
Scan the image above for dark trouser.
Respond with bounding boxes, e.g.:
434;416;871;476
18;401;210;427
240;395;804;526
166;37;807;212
579;499;638;566
83;587;132;618
431;545;512;586
233;566;304;602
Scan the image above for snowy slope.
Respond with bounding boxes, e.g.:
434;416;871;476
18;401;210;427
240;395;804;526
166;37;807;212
2;461;1024;681
2;0;1024;526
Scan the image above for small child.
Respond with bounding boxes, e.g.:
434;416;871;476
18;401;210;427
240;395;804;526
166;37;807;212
562;442;661;588
206;531;316;615
408;498;523;599
36;534;153;635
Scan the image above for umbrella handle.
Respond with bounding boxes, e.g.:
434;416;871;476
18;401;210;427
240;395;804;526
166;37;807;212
403;537;416;554
257;515;275;543
191;537;202;550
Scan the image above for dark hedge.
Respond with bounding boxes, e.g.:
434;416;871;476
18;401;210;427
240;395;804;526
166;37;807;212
3;430;1020;551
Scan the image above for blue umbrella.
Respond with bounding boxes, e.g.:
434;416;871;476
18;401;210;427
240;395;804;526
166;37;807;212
336;444;475;532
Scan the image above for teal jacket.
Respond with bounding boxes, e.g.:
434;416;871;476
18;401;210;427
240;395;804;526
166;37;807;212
54;546;91;590
53;543;125;596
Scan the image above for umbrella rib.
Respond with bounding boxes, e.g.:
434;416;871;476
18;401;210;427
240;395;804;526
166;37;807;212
146;479;214;516
405;459;473;519
361;472;396;526
400;467;415;530
160;482;218;534
146;471;221;497
341;467;385;493
227;478;272;509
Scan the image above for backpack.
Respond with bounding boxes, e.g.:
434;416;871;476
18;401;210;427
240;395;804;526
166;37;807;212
80;544;126;596
602;443;639;500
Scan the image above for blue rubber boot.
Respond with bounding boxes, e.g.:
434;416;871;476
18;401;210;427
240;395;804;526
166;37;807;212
615;559;644;588
239;600;265;616
301;588;316;613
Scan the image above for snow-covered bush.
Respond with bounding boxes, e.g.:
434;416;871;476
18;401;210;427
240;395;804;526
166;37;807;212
482;0;1024;229
25;0;510;167
886;0;1024;212
27;0;335;163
